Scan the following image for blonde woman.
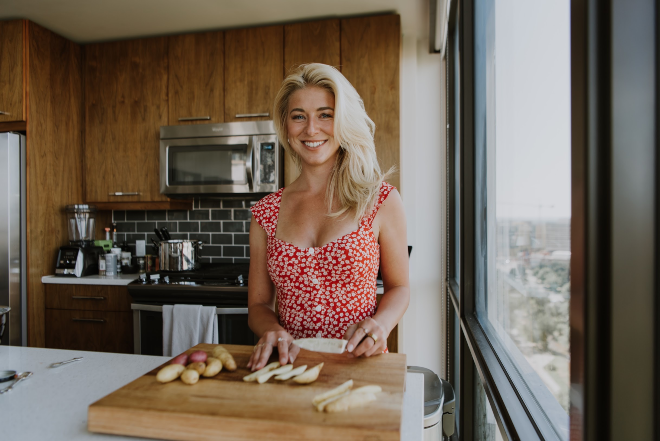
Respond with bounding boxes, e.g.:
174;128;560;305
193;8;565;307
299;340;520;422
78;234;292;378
247;64;409;371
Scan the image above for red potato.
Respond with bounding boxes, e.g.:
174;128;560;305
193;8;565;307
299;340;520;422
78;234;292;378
170;353;189;365
189;351;208;363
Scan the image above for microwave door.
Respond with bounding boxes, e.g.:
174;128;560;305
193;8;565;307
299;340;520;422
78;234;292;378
160;136;251;196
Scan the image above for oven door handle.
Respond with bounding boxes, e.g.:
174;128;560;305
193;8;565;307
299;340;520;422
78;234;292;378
131;304;248;315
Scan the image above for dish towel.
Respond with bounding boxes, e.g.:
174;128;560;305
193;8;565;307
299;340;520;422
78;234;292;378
162;305;218;357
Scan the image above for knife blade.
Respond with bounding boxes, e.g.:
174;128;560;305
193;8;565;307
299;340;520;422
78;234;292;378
293;338;348;354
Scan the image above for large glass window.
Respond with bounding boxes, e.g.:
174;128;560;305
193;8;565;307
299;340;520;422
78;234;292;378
473;0;571;438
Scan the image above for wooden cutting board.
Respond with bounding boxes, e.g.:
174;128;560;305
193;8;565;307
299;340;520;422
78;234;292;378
88;344;407;441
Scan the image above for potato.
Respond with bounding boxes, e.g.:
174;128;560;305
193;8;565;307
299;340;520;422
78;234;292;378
292;362;324;384
325;392;377;413
211;346;237;371
274;365;307;381
202;357;223;377
243;361;281;382
181;369;200;385
256;364;293;384
170;353;188;365
312;380;353;406
186;362;206;375
189;350;208;364
156;364;185;383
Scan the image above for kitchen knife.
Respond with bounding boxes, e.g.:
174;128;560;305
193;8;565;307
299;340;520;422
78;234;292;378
153;228;164;241
293;338;348;354
160;227;171;240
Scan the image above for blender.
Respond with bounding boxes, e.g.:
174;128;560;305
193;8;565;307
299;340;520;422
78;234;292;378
55;205;104;277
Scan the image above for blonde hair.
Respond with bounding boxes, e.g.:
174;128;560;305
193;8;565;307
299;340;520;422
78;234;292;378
273;63;391;221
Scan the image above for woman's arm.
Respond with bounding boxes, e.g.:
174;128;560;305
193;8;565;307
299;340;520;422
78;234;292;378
247;217;300;370
345;189;411;357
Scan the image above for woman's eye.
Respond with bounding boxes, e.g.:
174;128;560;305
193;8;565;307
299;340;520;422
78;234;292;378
292;114;305;121
320;113;333;119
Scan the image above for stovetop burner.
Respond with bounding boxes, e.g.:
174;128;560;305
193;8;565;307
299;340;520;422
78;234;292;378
135;263;249;287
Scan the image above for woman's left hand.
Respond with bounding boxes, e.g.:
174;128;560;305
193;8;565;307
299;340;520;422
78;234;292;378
343;317;388;357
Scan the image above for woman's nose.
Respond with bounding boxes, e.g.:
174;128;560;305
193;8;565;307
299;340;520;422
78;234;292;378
305;118;319;136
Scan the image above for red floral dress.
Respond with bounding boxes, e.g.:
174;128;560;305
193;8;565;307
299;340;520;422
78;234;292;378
250;182;394;341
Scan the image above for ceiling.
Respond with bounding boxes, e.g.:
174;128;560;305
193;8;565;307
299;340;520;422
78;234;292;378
0;0;428;44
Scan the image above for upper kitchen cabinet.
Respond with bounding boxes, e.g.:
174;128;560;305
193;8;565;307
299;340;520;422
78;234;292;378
341;15;401;191
84;38;190;209
225;26;283;122
283;19;340;185
169;31;224;125
0;20;26;124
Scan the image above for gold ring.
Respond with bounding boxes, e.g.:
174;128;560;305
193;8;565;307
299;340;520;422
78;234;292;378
367;333;378;344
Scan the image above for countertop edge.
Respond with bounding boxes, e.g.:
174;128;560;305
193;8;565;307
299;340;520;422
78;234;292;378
41;275;138;286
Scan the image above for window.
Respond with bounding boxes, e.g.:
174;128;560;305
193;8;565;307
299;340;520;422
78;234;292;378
473;0;571;438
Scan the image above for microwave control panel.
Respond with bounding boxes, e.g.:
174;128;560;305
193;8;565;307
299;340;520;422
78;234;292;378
259;143;276;184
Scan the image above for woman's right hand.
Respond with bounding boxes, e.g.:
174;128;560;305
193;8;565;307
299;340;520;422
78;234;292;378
247;328;300;371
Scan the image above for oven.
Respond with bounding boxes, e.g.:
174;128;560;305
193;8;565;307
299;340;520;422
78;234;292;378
127;264;257;356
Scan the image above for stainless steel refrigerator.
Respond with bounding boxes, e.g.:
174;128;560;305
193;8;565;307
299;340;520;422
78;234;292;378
0;132;27;346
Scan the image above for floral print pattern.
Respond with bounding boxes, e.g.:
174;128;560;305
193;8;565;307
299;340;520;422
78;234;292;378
251;182;394;340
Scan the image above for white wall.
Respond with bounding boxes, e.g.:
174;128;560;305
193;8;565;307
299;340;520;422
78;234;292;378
398;32;446;377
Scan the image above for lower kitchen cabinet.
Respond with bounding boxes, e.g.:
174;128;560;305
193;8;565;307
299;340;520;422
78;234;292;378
45;284;133;354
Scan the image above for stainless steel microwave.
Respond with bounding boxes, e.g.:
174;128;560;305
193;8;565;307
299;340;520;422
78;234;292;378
160;121;283;197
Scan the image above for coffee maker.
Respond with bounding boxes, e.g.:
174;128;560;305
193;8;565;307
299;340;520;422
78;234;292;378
55;205;104;277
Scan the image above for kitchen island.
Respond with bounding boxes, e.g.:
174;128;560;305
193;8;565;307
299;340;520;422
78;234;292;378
0;346;423;440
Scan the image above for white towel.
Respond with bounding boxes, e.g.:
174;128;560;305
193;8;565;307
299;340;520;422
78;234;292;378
162;305;218;357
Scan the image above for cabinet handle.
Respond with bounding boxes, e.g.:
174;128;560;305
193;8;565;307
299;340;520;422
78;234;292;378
109;192;140;196
0;111;9;115
178;116;211;121
72;318;106;323
235;113;269;118
72;296;105;300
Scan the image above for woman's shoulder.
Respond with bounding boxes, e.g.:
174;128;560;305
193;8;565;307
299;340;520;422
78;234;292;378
250;189;283;212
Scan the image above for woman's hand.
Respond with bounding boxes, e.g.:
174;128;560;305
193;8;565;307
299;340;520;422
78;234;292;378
343;317;388;358
247;328;300;371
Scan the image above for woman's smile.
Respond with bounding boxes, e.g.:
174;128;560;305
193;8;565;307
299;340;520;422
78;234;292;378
302;140;327;148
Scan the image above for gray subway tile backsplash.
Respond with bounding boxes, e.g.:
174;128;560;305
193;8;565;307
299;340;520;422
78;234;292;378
109;198;256;263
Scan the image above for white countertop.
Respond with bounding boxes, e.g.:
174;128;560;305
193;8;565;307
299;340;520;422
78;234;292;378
42;274;139;286
0;346;423;441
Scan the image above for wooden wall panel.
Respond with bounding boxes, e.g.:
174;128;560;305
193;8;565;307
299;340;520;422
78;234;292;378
225;25;283;122
283;19;340;185
341;15;400;191
0;20;25;122
84;38;169;203
169;31;224;125
27;22;83;347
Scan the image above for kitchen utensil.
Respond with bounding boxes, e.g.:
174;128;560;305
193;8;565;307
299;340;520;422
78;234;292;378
0;370;16;382
0;371;32;394
88;344;406;441
153;228;164;241
50;357;83;368
157;239;202;271
160;227;171;241
293;338;348;354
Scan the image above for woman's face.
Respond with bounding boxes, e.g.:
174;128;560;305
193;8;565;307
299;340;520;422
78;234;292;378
286;86;340;168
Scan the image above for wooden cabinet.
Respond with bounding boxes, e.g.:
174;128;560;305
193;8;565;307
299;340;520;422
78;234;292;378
341;15;401;191
84;37;171;205
45;284;133;354
169;31;224;125
283;19;340;185
0;20;26;123
224;26;283;122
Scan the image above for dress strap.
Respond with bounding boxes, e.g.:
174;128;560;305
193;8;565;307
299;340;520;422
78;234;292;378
362;182;395;229
249;188;284;237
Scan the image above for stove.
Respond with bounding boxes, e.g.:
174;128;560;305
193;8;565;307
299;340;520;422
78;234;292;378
127;263;256;355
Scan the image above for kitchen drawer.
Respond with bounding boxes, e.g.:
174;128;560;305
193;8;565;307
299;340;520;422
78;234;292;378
45;309;133;354
45;284;132;312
